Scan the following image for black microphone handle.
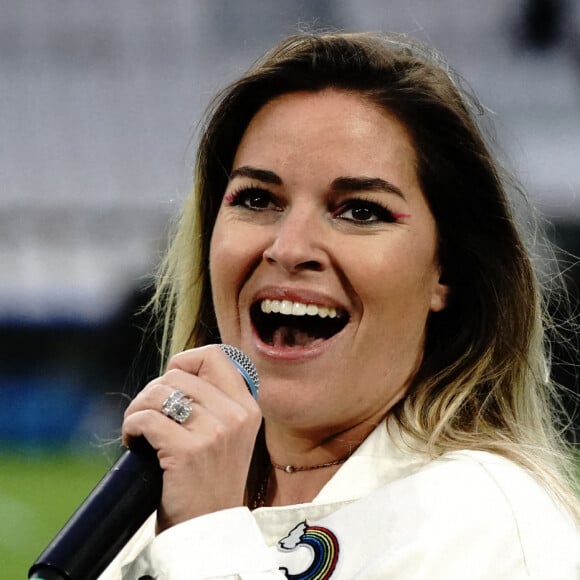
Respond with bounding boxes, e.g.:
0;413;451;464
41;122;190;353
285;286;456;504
28;439;162;580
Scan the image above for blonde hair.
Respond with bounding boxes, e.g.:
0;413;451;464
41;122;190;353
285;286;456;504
151;31;579;520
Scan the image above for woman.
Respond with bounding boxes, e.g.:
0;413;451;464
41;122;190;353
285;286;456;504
104;32;580;578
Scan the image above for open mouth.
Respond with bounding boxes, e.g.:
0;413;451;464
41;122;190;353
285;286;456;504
250;299;349;348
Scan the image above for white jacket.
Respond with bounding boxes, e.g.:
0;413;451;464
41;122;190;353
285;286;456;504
100;423;580;579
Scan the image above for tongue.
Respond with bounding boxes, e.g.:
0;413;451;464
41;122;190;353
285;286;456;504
271;326;322;348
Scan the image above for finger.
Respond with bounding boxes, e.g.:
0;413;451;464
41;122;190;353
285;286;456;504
122;405;213;457
125;368;246;423
123;376;175;420
122;407;186;449
122;397;257;464
123;372;258;449
166;344;257;405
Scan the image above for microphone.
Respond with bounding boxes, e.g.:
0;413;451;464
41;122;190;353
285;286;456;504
28;345;260;580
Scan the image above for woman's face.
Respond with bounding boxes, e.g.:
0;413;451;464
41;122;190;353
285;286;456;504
210;89;447;433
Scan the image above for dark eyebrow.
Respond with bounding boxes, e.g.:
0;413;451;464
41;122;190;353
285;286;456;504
229;168;406;199
229;166;283;185
331;176;406;200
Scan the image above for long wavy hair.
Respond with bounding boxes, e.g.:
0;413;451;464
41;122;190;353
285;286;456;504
151;32;579;519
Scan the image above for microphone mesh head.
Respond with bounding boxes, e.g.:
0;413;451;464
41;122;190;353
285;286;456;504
219;344;260;399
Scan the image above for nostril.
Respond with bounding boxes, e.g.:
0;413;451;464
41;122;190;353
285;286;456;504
300;260;323;272
263;253;323;272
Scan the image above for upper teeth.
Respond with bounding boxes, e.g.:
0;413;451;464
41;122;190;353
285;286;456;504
260;299;340;318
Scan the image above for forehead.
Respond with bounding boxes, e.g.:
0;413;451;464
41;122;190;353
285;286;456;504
232;89;419;191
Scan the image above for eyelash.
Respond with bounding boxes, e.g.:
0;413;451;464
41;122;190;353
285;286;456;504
225;186;279;211
225;186;397;225
333;199;396;224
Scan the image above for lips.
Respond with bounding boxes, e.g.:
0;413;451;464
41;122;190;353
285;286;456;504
250;298;349;348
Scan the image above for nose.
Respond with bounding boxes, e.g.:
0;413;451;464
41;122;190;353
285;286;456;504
263;208;327;273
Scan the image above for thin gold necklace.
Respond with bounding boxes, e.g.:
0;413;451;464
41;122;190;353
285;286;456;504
251;454;351;509
270;455;350;473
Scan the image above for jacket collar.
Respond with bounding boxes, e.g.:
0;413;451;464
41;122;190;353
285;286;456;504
313;420;429;504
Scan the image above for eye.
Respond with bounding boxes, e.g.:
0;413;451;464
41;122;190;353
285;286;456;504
334;199;396;224
226;186;279;211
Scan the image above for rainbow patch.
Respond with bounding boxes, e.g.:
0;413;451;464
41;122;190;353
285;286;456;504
278;521;339;579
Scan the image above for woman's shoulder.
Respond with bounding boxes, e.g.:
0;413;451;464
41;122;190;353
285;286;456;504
317;446;580;578
412;448;575;524
394;448;580;571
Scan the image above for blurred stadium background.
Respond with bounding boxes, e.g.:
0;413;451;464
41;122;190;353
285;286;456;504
1;1;579;576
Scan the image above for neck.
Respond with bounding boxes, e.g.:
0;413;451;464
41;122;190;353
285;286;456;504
268;462;343;506
255;419;378;507
264;418;377;465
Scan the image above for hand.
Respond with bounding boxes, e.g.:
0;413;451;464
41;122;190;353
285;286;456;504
122;344;262;532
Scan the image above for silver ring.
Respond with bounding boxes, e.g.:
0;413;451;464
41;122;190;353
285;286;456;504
161;389;193;424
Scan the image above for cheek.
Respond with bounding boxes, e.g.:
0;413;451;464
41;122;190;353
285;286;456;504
353;253;438;386
209;218;261;310
353;240;440;322
209;221;238;319
210;216;244;277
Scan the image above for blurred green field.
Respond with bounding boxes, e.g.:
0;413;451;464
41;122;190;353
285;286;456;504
0;450;112;578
